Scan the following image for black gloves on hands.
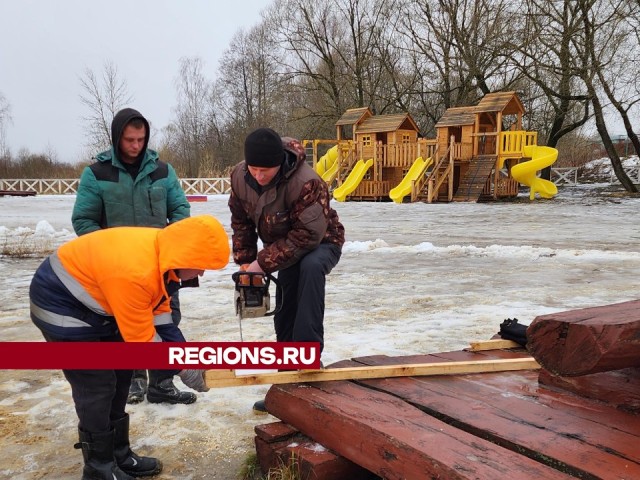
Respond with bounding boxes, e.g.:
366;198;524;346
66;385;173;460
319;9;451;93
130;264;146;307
178;370;209;392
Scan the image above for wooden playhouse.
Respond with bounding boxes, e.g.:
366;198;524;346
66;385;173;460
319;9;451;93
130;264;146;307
308;91;557;203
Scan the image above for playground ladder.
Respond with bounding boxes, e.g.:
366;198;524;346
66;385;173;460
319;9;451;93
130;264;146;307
452;155;496;202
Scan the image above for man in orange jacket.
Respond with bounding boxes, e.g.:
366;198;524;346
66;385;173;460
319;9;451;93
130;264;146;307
29;215;230;480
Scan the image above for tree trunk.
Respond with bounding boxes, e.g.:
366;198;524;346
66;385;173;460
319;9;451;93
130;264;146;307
591;94;638;192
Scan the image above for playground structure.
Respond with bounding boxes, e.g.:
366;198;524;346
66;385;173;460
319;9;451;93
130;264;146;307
306;91;558;202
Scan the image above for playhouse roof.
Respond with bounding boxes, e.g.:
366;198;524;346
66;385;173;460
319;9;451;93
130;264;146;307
475;91;524;115
435;91;525;128
356;113;419;134
434;107;476;128
336;107;373;126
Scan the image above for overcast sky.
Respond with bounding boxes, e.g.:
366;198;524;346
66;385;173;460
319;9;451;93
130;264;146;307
1;0;633;166
0;0;272;163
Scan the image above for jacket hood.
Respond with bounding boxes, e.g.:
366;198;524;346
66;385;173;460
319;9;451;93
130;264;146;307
111;108;151;159
95;146;158;168
280;137;307;178
157;215;230;274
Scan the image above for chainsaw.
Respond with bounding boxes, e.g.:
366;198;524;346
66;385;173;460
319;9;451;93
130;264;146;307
232;271;282;341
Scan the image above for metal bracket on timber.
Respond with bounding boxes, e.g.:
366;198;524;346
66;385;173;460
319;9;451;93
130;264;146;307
205;357;540;388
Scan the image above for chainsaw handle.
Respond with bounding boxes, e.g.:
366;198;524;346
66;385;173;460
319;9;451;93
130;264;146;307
232;271;282;317
265;273;282;317
232;271;269;287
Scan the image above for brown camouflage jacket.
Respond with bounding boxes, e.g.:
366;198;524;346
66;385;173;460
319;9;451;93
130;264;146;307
229;137;345;273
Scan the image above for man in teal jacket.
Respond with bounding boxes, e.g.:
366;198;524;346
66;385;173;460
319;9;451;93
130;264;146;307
72;108;196;406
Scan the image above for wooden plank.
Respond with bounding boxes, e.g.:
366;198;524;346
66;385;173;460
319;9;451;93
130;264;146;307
467;338;521;351
266;380;574;480
204;357;540;388
349;354;640;479
186;194;207;202
527;299;640;376
0;190;36;197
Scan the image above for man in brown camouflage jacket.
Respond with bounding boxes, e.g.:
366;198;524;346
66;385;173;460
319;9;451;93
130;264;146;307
228;127;345;412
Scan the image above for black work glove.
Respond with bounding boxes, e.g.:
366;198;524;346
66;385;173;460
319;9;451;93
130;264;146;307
178;370;209;392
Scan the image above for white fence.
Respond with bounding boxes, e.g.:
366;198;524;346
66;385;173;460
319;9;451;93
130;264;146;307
0;178;231;195
550;168;578;186
610;167;640;184
2;167;640;194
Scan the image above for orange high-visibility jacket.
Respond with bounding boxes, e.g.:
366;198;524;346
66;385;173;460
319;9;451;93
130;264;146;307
55;215;229;342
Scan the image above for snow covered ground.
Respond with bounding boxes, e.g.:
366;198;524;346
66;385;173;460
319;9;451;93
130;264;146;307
1;180;640;479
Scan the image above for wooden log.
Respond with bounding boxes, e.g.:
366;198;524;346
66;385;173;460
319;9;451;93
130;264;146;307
266;380;575;479
527;299;640;376
539;368;640;412
347;355;640;478
0;190;36;197
204;357;540;388
254;422;374;480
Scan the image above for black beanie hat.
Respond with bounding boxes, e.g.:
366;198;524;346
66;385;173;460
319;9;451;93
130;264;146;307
244;128;285;168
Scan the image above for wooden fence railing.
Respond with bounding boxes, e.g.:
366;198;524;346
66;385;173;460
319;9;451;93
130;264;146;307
0;178;231;195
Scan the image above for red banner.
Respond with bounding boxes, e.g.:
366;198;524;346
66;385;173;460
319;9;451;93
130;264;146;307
0;342;321;370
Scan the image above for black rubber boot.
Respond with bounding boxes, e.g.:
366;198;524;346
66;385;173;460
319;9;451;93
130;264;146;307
253;398;268;414
112;414;162;477
75;428;134;480
147;378;196;405
127;371;147;404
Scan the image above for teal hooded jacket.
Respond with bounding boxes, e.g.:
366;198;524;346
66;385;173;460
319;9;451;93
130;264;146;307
72;109;190;235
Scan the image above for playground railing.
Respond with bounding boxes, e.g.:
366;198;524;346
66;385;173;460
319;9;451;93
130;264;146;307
303;139;339;169
497;131;538;169
336;146;359;186
498;131;538;156
490;170;520;197
352;180;390;199
420;139;454;203
385;143;419;167
410;143;441;202
451;142;473;161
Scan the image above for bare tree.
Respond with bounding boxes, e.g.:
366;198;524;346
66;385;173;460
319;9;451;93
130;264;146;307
0;92;12;158
216;26;283;129
170;57;212;177
79;61;132;154
400;0;522;134
590;0;640;163
576;0;637;192
209;23;293;167
258;0;414;140
511;0;591;149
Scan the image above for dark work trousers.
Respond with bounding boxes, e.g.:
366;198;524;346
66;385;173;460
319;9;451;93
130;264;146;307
138;290;181;386
43;333;131;433
274;243;341;354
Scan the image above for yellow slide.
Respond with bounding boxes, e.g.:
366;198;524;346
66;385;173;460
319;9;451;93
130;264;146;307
511;145;559;200
333;158;373;202
321;157;340;183
388;157;433;203
315;145;338;177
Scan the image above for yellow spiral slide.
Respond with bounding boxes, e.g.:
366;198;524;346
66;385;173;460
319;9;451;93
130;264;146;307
511;145;559;200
